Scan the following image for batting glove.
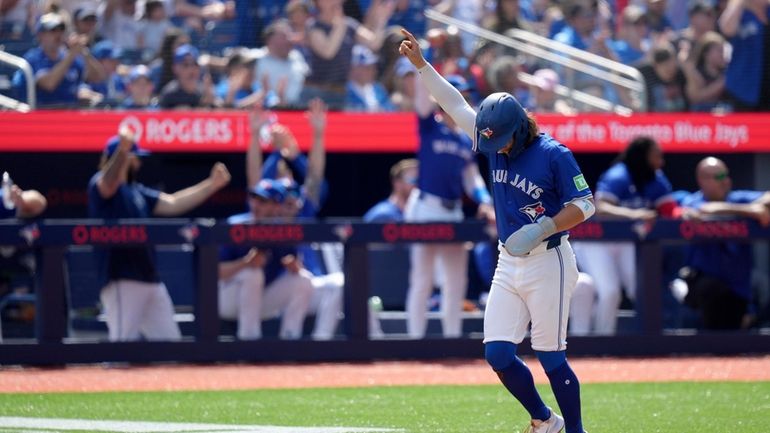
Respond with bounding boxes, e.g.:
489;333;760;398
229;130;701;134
503;216;557;256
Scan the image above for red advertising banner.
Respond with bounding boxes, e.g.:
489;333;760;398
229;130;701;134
1;111;768;153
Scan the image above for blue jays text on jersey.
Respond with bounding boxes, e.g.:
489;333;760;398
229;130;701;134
484;133;592;242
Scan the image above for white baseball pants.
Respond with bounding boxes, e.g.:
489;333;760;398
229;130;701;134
308;271;344;340
100;280;182;342
404;189;468;339
572;241;636;335
218;267;314;340
483;237;578;352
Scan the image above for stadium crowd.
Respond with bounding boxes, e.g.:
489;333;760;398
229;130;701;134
2;0;769;112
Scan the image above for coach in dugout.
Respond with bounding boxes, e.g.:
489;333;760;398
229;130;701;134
88;127;231;341
679;157;770;330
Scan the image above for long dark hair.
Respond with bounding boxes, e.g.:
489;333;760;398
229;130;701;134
616;136;657;194
158;27;186;90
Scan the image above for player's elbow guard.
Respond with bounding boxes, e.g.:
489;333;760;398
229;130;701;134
572;197;596;221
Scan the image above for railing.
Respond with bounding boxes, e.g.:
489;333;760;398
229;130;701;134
424;8;647;114
0;50;34;111
0;218;769;365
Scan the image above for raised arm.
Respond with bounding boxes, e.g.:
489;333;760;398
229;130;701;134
154;163;231;216
96;128;134;199
307;15;349;60
304;98;327;208
399;29;476;137
8;185;47;218
718;0;746;38
246;105;271;189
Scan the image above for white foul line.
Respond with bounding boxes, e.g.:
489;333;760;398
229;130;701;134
0;417;402;433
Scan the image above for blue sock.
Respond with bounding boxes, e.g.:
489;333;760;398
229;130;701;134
485;342;550;421
542;357;584;433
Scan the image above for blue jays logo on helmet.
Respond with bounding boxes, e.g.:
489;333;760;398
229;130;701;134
474;92;529;155
519;201;546;222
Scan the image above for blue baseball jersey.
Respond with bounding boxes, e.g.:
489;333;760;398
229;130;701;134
219;212;297;286
87;174;161;286
681;190;763;301
724;8;770;106
418;114;474;200
14;47;85;107
595;162;673;209
485;133;592;242
363;199;403;222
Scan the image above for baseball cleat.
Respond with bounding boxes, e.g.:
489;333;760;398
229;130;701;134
522;409;564;433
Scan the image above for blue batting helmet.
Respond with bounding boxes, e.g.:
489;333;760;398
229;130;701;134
474;92;529;155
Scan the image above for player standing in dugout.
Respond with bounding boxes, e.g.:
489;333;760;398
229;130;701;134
399;29;595;433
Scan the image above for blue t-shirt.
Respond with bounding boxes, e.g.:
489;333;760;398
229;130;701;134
219;212;296;286
417;114;474;201
345;81;395;112
595;162;673;209
14;47;85;107
88;73;126;102
681;190;763;301
724;8;770;106
553;26;588;50
87;174;161;285
609;39;645;66
484;133;593;242
363;199;403;222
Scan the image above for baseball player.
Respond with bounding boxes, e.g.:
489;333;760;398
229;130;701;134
571;136;676;335
218;178;315;340
405;53;495;339
401;29;594;433
245;99;342;340
88;127;231;341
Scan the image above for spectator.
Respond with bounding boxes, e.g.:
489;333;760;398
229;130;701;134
88;127;231;341
99;0;142;51
467;40;497;99
486;55;529;105
300;0;395;109
284;0;311;54
216;49;261;108
636;42;688;112
13;13;105;108
390;57;417;111
254;18;309;108
72;5;100;46
139;0;171;59
528;68;576;115
718;0;770;111
682;31;727;112
427;27;469;78
363;158;418;222
432;0;485;54
644;0;673;35
0;0;34;39
121;65;158;109
673;0;717;60
174;0;235;34
345;44;394;112
404;72;495;339
528;0;565;37
152;27;190;90
482;0;533;34
609;4;650;66
87;40;127;105
0;174;47;344
572;136;677;335
234;0;278;48
363;0;427;38
679;157;770;329
159;44;217;108
553;0;612;58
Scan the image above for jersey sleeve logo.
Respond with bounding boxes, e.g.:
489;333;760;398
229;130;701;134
519;201;546;222
573;174;589;191
479;127;494;139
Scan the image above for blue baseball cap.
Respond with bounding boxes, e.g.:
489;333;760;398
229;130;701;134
174;44;199;64
35;13;65;33
474;92;529;155
248;179;286;203
104;135;150;158
351;44;378;66
127;65;152;82
92;40;123;60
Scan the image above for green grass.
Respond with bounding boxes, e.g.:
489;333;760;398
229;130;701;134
1;382;769;433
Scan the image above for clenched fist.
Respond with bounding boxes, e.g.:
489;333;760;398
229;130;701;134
209;162;231;190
